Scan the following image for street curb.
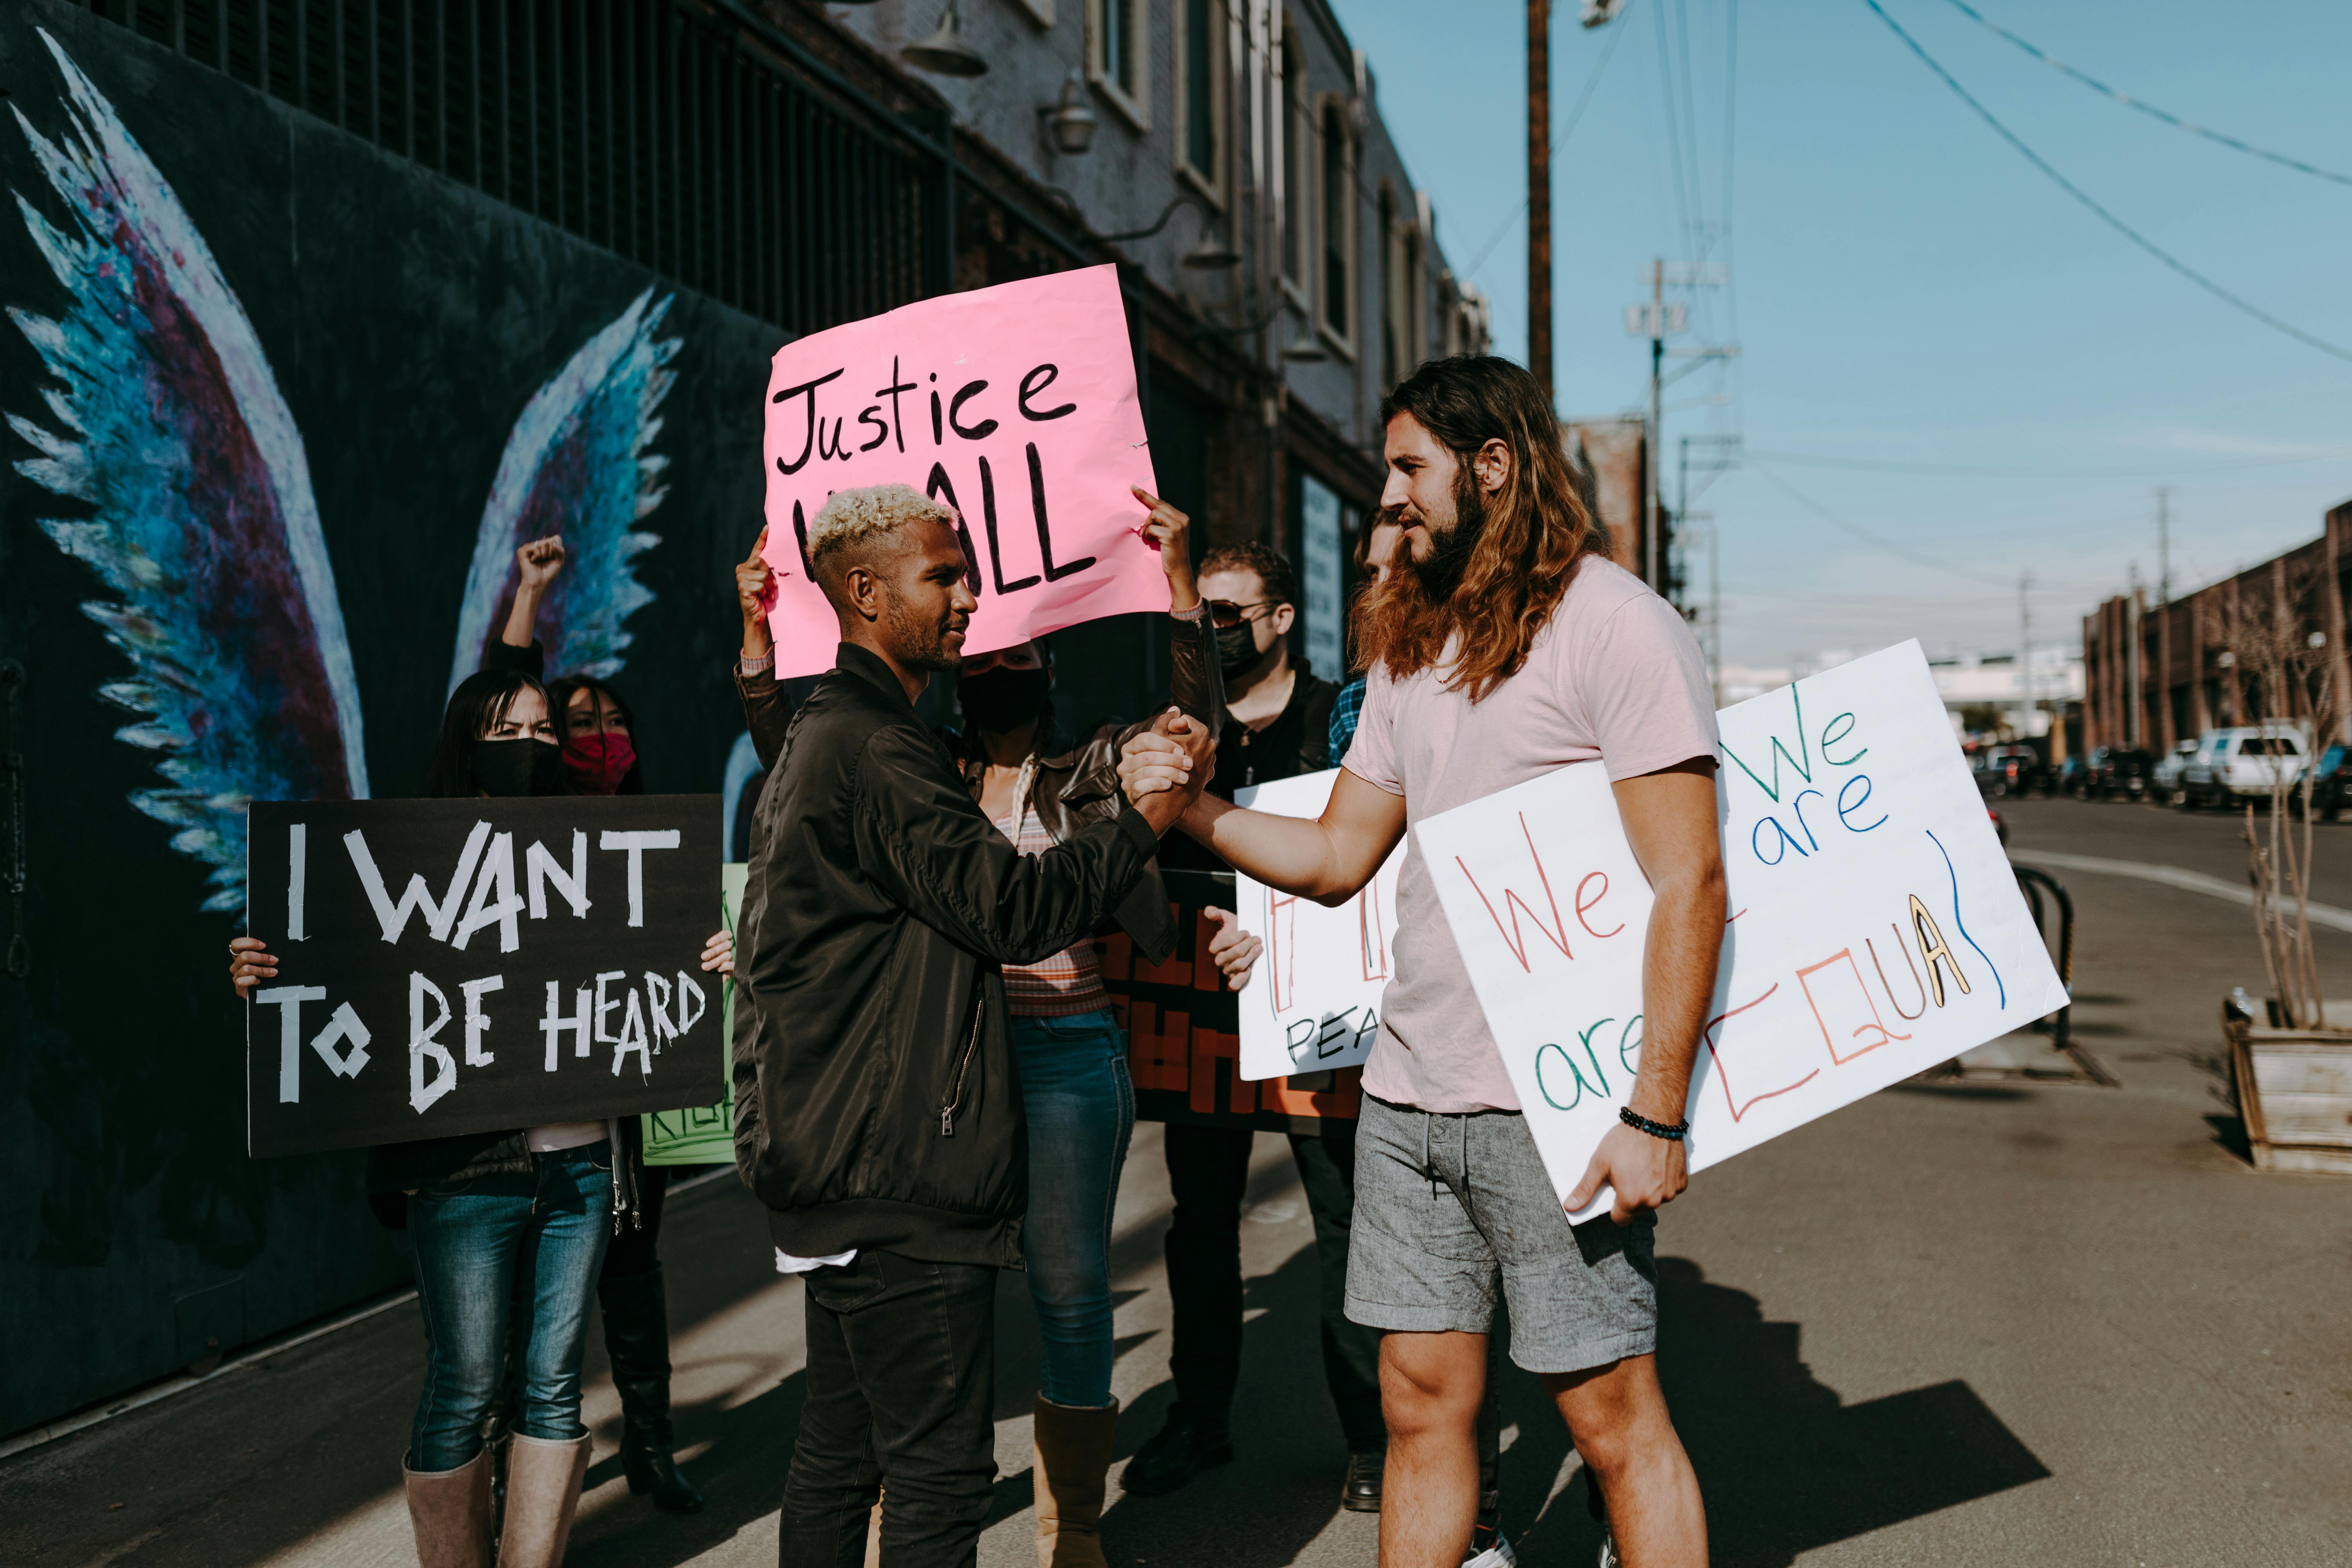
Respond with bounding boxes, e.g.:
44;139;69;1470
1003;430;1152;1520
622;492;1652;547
2009;848;2352;934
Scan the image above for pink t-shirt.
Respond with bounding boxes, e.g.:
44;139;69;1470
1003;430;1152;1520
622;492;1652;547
1343;555;1717;1113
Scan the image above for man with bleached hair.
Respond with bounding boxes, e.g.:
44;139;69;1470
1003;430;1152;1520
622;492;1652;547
729;484;1210;1567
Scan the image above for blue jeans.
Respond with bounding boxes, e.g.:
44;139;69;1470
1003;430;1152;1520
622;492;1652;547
1011;1008;1134;1408
406;1142;612;1470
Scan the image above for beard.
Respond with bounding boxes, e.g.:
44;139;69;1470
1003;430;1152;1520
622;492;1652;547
884;590;965;672
1406;467;1491;604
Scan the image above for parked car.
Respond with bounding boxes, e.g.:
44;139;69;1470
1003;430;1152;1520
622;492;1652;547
2150;737;2199;801
2075;745;2159;801
1974;744;2050;798
2303;743;2348;820
2178;725;2309;810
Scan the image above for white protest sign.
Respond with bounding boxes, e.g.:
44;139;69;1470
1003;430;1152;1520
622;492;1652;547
1232;769;1403;1080
1415;641;2066;1221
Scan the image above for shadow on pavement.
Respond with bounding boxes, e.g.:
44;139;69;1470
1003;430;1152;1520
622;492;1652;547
1093;1242;1352;1568
571;1367;806;1566
1649;1256;2050;1568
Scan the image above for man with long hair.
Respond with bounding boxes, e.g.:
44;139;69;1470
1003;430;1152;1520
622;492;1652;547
1123;356;1720;1566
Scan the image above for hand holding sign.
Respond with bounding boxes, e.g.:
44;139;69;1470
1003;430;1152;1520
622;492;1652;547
759;265;1165;676
1131;486;1202;612
1202;907;1264;992
242;796;724;1157
1418;642;2067;1223
737;525;777;661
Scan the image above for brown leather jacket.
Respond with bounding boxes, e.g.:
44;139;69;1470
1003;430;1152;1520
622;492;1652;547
734;608;1222;965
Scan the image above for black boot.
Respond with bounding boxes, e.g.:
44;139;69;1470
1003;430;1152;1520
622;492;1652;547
599;1265;703;1515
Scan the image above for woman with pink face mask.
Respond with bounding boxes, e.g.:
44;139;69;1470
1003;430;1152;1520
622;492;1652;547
485;537;703;1518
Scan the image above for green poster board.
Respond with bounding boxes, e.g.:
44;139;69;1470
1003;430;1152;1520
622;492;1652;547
642;862;747;1166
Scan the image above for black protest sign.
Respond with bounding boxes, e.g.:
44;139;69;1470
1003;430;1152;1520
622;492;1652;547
244;796;722;1157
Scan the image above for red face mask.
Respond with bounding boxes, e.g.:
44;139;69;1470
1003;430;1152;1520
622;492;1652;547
562;732;636;795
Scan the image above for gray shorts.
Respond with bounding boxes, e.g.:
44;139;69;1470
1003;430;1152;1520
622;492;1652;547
1344;1093;1658;1374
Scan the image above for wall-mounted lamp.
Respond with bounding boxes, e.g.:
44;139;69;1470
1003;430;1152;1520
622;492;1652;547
1042;70;1097;154
2217;650;2238;668
1181;228;1243;272
903;1;989;77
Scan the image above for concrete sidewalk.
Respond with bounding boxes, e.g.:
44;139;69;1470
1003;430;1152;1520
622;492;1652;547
9;798;2352;1565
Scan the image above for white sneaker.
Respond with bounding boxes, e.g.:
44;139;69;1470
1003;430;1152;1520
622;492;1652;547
1463;1527;1517;1568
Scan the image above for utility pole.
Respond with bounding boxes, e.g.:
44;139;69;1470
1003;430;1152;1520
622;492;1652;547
1644;260;1664;591
2155;486;2176;749
1677;432;1740;701
2126;564;2143;750
1527;0;1552;407
2156;486;2173;605
2019;571;2034;742
1709;514;1721;703
1625;266;1728;599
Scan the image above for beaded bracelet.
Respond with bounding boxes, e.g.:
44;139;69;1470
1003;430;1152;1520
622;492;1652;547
1619;1105;1690;1142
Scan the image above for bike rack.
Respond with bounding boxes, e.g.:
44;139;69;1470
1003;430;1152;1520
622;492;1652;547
1927;863;2117;1085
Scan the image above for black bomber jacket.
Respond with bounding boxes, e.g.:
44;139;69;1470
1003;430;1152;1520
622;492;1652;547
731;643;1164;1266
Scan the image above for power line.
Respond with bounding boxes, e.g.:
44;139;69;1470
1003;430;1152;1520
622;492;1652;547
1935;0;2352;188
1745;460;2023;586
1857;0;2352;366
1743;445;2352;478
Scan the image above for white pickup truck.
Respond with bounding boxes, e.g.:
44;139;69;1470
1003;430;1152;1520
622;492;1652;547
2178;726;2308;809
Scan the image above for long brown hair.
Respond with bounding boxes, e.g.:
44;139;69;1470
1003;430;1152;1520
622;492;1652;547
1359;356;1595;702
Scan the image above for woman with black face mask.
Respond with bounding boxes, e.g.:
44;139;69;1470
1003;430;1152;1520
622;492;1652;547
228;668;732;1567
944;489;1264;1567
485;542;702;1517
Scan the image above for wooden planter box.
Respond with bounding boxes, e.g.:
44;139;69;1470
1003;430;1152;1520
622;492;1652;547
2227;1009;2352;1175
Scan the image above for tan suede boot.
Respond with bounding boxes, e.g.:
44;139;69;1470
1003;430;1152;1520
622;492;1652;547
497;1431;593;1568
402;1449;492;1568
1032;1396;1120;1568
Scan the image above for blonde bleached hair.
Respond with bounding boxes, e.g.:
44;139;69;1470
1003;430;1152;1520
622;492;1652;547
807;483;958;574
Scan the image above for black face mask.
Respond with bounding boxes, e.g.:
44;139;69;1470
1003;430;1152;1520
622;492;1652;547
474;738;564;797
1216;620;1265;679
958;667;1052;735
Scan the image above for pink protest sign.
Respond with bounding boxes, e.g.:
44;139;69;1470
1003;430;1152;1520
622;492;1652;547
759;265;1164;676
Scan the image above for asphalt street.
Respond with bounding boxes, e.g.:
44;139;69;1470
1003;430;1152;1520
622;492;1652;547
7;796;2350;1566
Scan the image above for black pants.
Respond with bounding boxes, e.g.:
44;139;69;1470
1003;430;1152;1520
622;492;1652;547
1161;1120;1387;1451
780;1250;998;1568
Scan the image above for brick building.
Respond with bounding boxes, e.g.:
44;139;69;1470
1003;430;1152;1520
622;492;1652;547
2081;501;2352;753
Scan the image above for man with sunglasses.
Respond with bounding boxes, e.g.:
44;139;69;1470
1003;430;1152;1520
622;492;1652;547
1121;542;1392;1511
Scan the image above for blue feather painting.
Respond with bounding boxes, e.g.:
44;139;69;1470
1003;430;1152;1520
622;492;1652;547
448;290;681;694
5;29;676;915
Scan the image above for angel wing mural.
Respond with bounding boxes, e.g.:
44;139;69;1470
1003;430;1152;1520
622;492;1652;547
6;30;678;914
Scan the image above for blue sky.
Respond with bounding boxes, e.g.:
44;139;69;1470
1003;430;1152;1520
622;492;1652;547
1331;0;2352;669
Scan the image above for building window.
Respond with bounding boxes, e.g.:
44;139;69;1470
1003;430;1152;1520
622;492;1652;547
1408;193;1430;366
1299;472;1345;682
1379;187;1400;387
1319;99;1355;349
1280;26;1310;299
1090;0;1149;130
1174;0;1225;199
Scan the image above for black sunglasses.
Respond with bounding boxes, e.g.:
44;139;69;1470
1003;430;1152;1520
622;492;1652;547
1206;598;1277;628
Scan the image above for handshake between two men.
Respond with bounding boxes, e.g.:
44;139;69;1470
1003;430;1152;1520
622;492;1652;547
1118;708;1214;832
